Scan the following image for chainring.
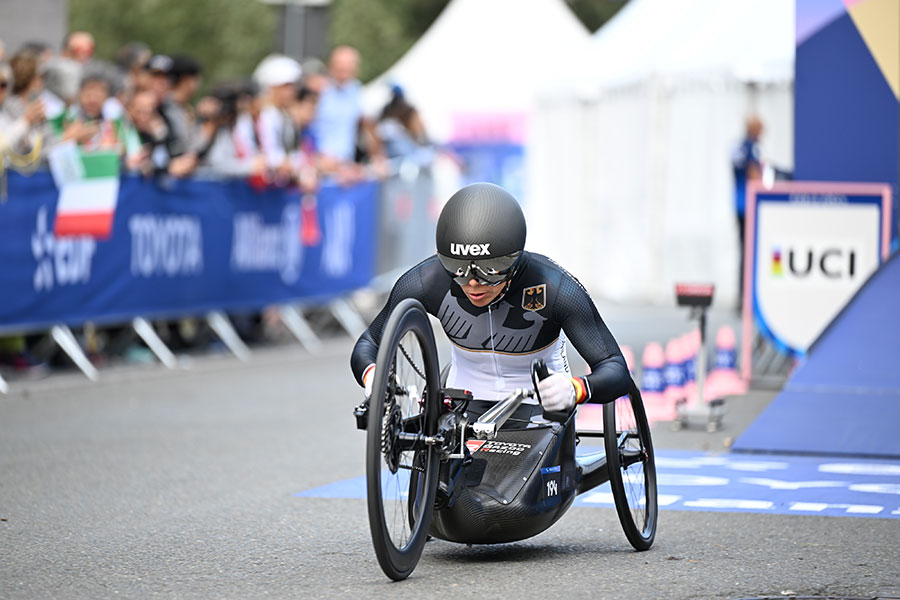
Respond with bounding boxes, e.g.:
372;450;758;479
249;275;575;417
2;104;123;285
382;402;403;474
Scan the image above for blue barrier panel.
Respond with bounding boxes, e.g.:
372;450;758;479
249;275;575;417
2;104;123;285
0;171;378;332
734;252;900;459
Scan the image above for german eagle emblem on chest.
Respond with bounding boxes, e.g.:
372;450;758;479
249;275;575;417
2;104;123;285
522;284;546;312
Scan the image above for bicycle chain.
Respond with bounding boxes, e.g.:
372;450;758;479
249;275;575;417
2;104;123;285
379;342;426;474
398;342;427;381
381;409;392;455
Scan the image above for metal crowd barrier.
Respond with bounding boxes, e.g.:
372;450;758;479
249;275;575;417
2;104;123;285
0;166;434;393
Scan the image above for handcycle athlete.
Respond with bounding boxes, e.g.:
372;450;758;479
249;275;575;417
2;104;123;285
351;183;657;580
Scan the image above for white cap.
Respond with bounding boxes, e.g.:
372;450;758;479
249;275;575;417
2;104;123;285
252;54;302;88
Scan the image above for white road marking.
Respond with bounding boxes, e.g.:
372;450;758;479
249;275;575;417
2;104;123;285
789;502;830;512
656;456;790;472
848;483;900;495
819;463;900;476
655;456;788;472
790;502;883;514
581;492;615;504
739;477;848;490
846;504;883;514
657;494;682;506
580;492;681;506
724;461;791;472
683;498;774;510
657;473;729;486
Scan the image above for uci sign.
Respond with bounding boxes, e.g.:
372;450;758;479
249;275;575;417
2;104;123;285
742;181;892;367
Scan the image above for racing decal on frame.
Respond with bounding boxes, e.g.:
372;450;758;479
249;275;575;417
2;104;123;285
465;440;486;454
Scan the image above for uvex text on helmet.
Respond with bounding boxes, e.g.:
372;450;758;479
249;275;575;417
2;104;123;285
435;183;526;258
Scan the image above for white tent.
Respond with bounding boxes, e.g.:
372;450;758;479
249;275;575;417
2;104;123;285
363;0;591;142
527;0;794;306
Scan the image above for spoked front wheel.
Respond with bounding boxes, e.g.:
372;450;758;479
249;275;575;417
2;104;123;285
603;381;658;550
366;299;441;580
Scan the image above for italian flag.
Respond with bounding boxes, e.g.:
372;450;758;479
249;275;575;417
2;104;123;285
54;150;120;239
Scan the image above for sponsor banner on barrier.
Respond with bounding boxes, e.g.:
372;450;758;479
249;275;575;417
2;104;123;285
0;172;378;332
741;181;891;372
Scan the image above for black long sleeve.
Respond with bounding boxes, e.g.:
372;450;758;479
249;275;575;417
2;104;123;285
554;272;631;403
350;262;428;385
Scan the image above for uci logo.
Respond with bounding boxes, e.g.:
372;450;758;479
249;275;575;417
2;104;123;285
449;242;490;256
772;246;857;279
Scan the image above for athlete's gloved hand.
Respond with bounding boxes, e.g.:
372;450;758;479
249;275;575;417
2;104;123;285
362;364;376;398
538;372;576;413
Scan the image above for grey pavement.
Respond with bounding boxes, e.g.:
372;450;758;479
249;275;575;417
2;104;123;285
1;327;898;598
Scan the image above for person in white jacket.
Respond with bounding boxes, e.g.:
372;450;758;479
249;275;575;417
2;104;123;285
254;55;302;185
0;58;46;158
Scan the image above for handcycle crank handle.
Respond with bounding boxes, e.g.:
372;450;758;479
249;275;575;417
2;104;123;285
531;359;570;423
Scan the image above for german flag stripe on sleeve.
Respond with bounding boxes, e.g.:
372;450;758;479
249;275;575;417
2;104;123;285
362;364;376;386
571;377;588;403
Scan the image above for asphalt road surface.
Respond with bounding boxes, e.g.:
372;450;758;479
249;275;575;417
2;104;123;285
2;340;899;599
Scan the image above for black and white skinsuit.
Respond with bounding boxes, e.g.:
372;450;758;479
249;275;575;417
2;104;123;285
351;251;630;404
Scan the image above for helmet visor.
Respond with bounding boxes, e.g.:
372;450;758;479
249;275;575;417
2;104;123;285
438;252;521;286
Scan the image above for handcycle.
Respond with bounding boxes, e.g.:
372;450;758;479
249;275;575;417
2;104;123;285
353;299;658;580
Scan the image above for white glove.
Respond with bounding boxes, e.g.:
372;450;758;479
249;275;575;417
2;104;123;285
362;364;376;398
538;372;576;412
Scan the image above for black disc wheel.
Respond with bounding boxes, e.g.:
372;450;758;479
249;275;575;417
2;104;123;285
603;381;658;550
366;299;441;581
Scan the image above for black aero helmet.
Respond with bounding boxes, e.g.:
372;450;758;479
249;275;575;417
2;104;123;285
436;183;526;286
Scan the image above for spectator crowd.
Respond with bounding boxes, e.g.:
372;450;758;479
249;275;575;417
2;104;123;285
0;31;433;193
0;31;434;372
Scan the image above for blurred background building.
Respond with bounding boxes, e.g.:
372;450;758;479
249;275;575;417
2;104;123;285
0;0;67;54
527;0;794;306
261;0;331;62
1;0;896;315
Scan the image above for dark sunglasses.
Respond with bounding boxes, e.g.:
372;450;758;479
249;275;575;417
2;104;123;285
0;81;7;89
438;251;521;286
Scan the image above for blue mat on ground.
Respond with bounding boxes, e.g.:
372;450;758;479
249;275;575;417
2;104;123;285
733;252;900;458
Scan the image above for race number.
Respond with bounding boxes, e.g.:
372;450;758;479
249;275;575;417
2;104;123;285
546;479;558;497
540;465;561;502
